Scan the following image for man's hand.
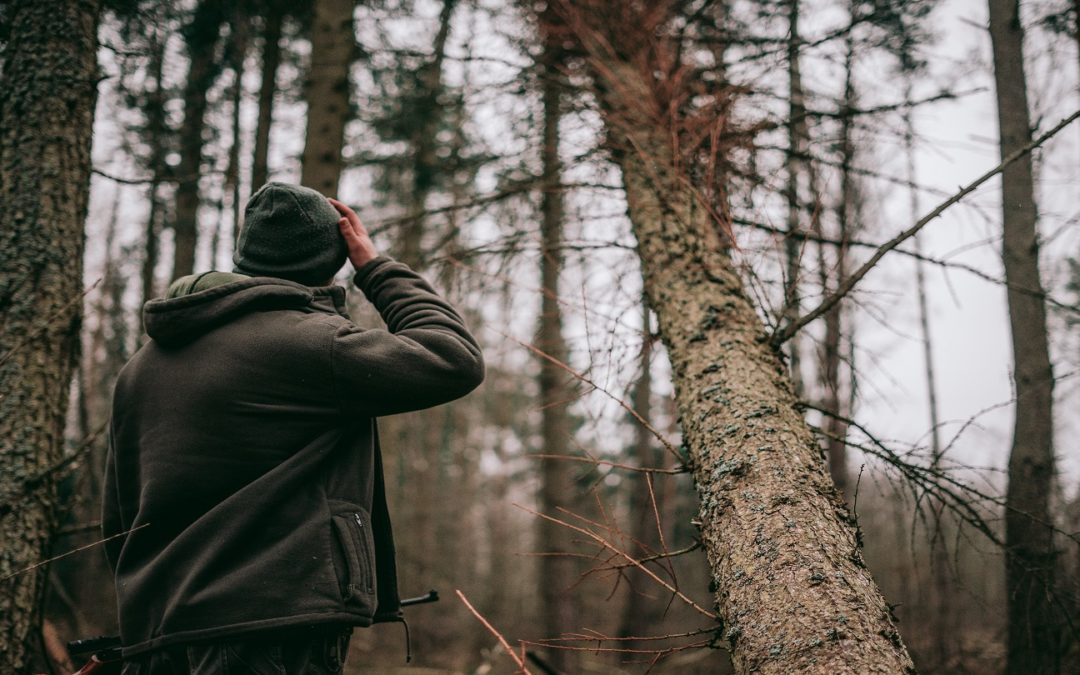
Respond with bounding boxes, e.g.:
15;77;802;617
329;198;379;269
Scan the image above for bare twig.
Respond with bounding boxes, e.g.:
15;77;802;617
771;107;1080;346
455;589;532;674
494;328;681;461
0;523;150;582
515;503;718;620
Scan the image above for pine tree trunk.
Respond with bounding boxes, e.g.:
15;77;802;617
300;0;355;195
987;1;1062;672
584;37;915;675
535;32;580;672
172;0;224;281
0;1;101;670
252;10;283;190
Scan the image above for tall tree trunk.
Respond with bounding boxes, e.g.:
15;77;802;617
783;0;805;399
903;78;952;669
0;1;101;670
220;12;249;269
617;296;666;647
300;0;354;194
565;6;915;670
988;1;1061;672
821;31;855;500
252;9;283;190
172;0;225;281
140;25;168;315
375;4;459;658
535;29;580;672
396;0;458;268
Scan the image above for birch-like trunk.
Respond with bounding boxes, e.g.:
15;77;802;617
0;0;101;670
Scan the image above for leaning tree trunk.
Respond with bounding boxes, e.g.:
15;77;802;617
0;1;101;671
300;0;355;195
564;9;915;673
988;1;1062;672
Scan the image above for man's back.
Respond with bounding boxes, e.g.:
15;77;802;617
103;256;484;660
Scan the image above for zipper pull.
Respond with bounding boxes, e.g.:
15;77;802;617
354;512;374;594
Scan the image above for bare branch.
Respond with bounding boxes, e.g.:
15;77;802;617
456;589;532;674
771;107;1080;347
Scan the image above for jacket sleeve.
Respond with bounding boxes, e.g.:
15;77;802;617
331;255;485;416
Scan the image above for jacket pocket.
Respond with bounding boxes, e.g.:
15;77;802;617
330;509;376;600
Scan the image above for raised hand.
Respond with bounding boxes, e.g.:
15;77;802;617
328;198;379;269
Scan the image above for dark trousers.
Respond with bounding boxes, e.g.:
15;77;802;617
119;625;353;675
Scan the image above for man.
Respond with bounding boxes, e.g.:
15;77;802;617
102;182;485;674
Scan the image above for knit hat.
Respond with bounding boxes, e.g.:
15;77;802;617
232;182;348;285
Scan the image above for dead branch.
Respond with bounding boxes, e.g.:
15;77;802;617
494;328;682;461
514;503;718;620
455;589;532;674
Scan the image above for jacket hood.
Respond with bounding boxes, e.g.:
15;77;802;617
144;274;347;348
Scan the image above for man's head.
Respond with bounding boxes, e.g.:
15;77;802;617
232;182;348;286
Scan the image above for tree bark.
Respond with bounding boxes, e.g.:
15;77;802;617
535;30;580;672
568;9;915;670
252;9;283;190
172;0;225;281
987;1;1062;672
300;0;355;195
0;0;101;670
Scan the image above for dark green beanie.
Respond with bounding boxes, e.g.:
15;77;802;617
232;182;348;285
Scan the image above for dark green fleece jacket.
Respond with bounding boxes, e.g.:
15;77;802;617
102;255;484;657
